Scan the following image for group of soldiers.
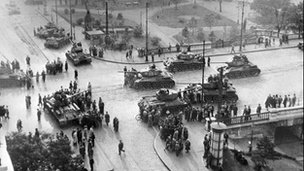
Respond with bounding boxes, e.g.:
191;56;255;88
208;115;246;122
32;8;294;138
89;45;104;58
45;58;66;75
265;94;297;109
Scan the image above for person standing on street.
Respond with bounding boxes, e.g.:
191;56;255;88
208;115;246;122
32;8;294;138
41;70;46;82
36;72;39;83
105;111;110;126
207;57;210;67
38;93;42;106
89;157;94;171
74;69;78;80
37;109;41;121
118;140;125;155
65;61;68;72
256;104;261;117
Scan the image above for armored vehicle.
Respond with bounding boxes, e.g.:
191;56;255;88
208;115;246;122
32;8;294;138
36;23;64;39
0;61;27;88
124;65;175;89
65;42;92;66
138;89;188;121
44;36;70;49
184;77;238;103
44;90;101;127
222;55;261;79
164;52;205;72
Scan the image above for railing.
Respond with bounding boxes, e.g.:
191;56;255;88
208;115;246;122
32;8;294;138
217;112;270;126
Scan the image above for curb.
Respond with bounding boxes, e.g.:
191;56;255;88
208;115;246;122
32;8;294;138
153;132;171;171
93;45;299;65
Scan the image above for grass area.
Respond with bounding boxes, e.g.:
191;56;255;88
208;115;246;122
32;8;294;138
58;0;188;11
57;9;138;28
151;4;237;28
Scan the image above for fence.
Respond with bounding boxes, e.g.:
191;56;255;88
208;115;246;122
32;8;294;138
217;112;270;126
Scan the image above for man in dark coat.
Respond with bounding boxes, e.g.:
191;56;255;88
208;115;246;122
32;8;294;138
74;69;78;80
207;57;210;67
65;61;68;72
118;140;125;155
105;112;110;126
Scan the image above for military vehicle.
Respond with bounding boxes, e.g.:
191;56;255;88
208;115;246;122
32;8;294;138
44;90;101;127
0;61;28;88
184;78;238;103
65;42;92;66
221;55;261;79
164;51;205;72
138;89;188;118
124;65;175;89
44;36;70;49
36;23;64;39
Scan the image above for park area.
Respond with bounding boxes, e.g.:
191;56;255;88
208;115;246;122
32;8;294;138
151;4;237;28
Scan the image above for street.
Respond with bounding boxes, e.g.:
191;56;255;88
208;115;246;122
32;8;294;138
0;0;303;171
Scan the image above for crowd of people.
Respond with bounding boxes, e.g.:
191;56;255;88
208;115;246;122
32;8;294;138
265;94;298;109
45;58;66;75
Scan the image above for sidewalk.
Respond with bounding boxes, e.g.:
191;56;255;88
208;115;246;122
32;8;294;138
94;39;301;65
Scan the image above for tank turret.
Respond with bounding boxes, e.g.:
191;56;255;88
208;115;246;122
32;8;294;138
156;89;178;101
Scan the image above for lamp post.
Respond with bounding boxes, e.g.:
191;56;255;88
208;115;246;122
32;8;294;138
145;2;149;62
201;40;205;108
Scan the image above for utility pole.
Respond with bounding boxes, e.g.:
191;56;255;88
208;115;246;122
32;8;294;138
105;1;109;45
69;0;73;40
239;0;245;52
201;40;205;108
140;11;142;28
55;0;58;25
145;2;149;62
217;67;223;114
219;0;222;12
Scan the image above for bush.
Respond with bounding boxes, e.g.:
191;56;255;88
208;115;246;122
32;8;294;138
108;13;113;20
151;36;161;46
76;18;84;25
64;8;69;15
71;8;75;14
117;13;123;20
133;25;143;38
208;31;217;42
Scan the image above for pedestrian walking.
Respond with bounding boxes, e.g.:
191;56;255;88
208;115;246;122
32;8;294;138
26;56;31;66
41;70;46;82
98;97;104;114
65;61;68;72
37;109;41;121
126;51;129;60
38;93;42;106
113;117;119;132
36;72;39;83
105;111;110;126
74;69;78;80
207;57;210;67
230;44;235;54
151;52;155;62
118;140;125;155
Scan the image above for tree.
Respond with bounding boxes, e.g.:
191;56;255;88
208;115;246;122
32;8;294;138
188;17;198;35
204;13;217;30
172;0;182;10
286;2;303;38
151;36;161;46
71;8;75;14
64;8;69;15
133;25;143;38
182;26;189;38
117;13;123;20
197;28;205;42
228;26;240;42
208;31;217;42
6;132;84;171
250;0;291;36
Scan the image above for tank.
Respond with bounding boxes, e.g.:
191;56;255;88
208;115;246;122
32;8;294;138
36;23;64;39
44;36;70;49
44;90;101;127
164;52;205;72
184;78;238;103
138;89;188;120
0;61;27;88
65;42;92;66
124;65;175;89
222;54;261;79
